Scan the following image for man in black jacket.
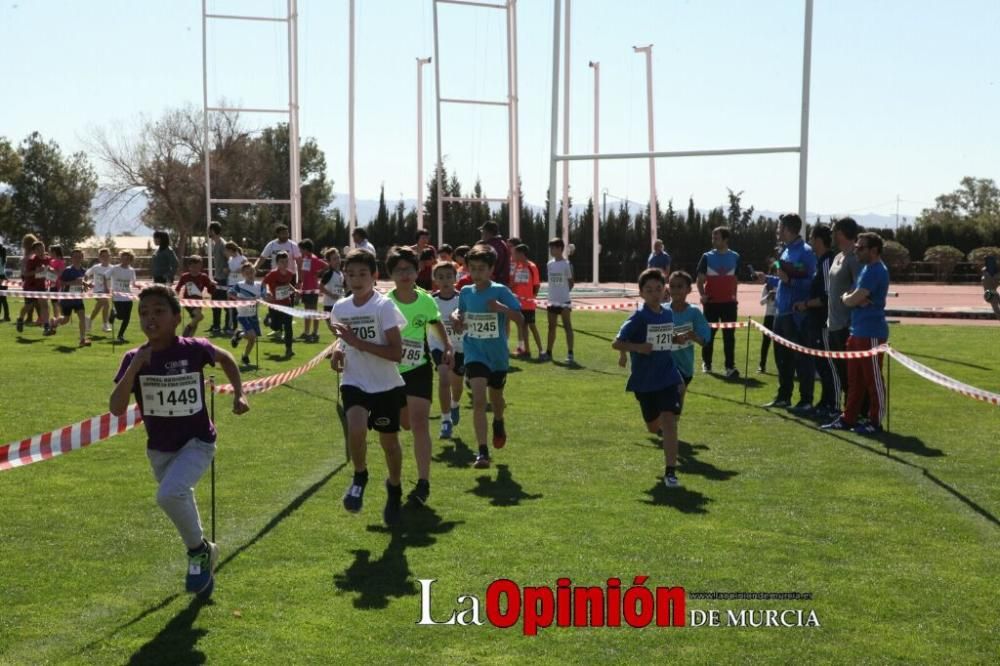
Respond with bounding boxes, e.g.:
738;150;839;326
793;224;838;419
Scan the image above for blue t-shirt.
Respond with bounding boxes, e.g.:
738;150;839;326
60;266;87;308
668;303;712;380
776;238;817;319
696;249;741;303
616;304;683;393
647;251;671;271
458;282;521;371
850;260;890;339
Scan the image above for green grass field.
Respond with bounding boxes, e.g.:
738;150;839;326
1;306;998;664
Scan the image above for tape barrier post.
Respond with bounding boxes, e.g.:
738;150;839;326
743;316;752;405
210;375;216;544
885;351;892;441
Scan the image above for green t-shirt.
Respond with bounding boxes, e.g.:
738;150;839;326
389;287;440;373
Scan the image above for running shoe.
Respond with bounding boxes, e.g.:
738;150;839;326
763;398;791;409
820;417;851;431
492;419;507;449
343;477;367;513
185;541;219;595
538;352;551;362
664;472;682;488
473;454;491;469
789;401;815;416
383;480;403;526
240;355;251;366
724;367;740;379
566;353;576;365
15;318;23;333
701;362;712;374
440;420;453;439
230;330;242;348
853;423;883;436
450;405;461;426
407;479;430;507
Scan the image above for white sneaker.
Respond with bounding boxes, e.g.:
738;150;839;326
102;323;112;333
664;472;682;488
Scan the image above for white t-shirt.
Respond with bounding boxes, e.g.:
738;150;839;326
321;270;345;307
355;240;377;256
330;291;407;393
229;281;264;318
108;265;136;301
227;255;246;286
429;291;462;353
546;259;573;306
85;264;114;294
260;239;302;276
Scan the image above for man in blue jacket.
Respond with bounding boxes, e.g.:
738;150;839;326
764;214;817;411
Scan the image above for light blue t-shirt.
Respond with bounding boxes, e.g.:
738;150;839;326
616;304;683;393
668;303;712;380
458;282;522;371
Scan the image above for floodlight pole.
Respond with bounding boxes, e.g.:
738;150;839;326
416;57;432;233
560;0;571;249
589;60;599;285
201;0;212;274
348;0;357;243
634;44;658;252
509;0;521;239
798;0;814;223
288;0;302;241
546;0;562;241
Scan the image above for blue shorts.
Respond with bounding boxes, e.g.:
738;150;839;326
634;385;682;423
237;316;261;336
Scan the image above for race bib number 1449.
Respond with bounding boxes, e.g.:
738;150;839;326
139;373;204;417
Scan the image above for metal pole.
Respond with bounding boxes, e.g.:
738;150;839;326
201;0;213;277
560;0;571;249
590;60;599;285
348;0;357;242
798;0;814;223
288;0;302;240
505;0;516;239
433;0;445;246
743;318;752;404
416;57;432;233
546;0;562;241
634;44;657;252
885;348;891;436
510;0;521;239
209;375;216;543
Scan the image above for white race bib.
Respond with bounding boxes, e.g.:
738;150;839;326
515;269;530;284
671;323;693;350
549;272;566;286
646;323;674;351
139;373;204;417
465;312;499;339
68;285;83;294
344;315;377;342
114;279;131;293
186;282;202;297
443;320;458;343
275;285;293;301
401;338;425;365
302;258;312;272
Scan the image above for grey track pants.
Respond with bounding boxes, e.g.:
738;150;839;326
147;438;216;549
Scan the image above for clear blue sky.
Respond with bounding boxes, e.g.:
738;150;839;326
1;0;997;219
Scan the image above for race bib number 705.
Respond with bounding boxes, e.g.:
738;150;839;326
139;373;204;417
342;315;377;341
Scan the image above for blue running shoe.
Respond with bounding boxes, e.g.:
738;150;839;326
450;405;460;426
185;541;218;595
343;478;367;513
853;423;883;436
440;420;453;439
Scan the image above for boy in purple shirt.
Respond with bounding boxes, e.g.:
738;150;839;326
110;286;249;596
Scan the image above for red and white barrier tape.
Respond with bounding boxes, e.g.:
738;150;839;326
215;343;336;395
886;348;1000;406
708;321;748;329
749;319;888;358
263;301;330;320
531;300;641;311
0;405;143;472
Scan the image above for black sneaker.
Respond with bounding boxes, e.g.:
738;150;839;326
789;401;815;416
820;416;852;431
406;479;430;507
230;330;242;348
724;367;740;379
240;355;251;366
15;318;23;333
343;476;367;513
763;398;791;408
383;481;403;526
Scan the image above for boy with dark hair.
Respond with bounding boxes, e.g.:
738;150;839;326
542;237;575;363
229;262;264;366
152;231;179;285
437;244;454;262
110;285;249;597
109;251;139;343
330;249;408;525
696;226;742;378
451;244;523;468
320;248;345;315
386;246;452;506
175;256;216;339
261;251;298;358
430;261;465;438
55;248;90;347
795;224;838;418
85;247;113;335
296;239;329;343
612;269;686;488
453;245;473;288
511;243;542;357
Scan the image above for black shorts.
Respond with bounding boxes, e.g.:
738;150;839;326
185;306;202;317
323;305;334;313
522;309;536;324
61;301;85;315
23;297;38;305
341;385;407;433
402;361;434;401
465;362;507;390
680;374;693;386
635;385;682;423
301;293;319;309
431;349;465;375
547;305;571;315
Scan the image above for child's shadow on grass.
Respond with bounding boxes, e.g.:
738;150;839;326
640;439;739;482
434;437;477;468
641;482;712;514
467;463;543;507
333;507;462;610
878;431;945;457
15;336;45;344
126;595;212;666
707;373;765;388
52;344;79;353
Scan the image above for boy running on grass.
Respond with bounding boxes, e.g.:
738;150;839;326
296;239;329;343
228;262;265;366
85;248;114;334
386;246;453;507
330;249;408;525
666;271;711;410
429;261;465;439
261;251;298;358
175;256;216;339
612;269;686;488
55;248;90;347
542;237;575;364
109;285;249;596
108;251;139;343
450;243;523;469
